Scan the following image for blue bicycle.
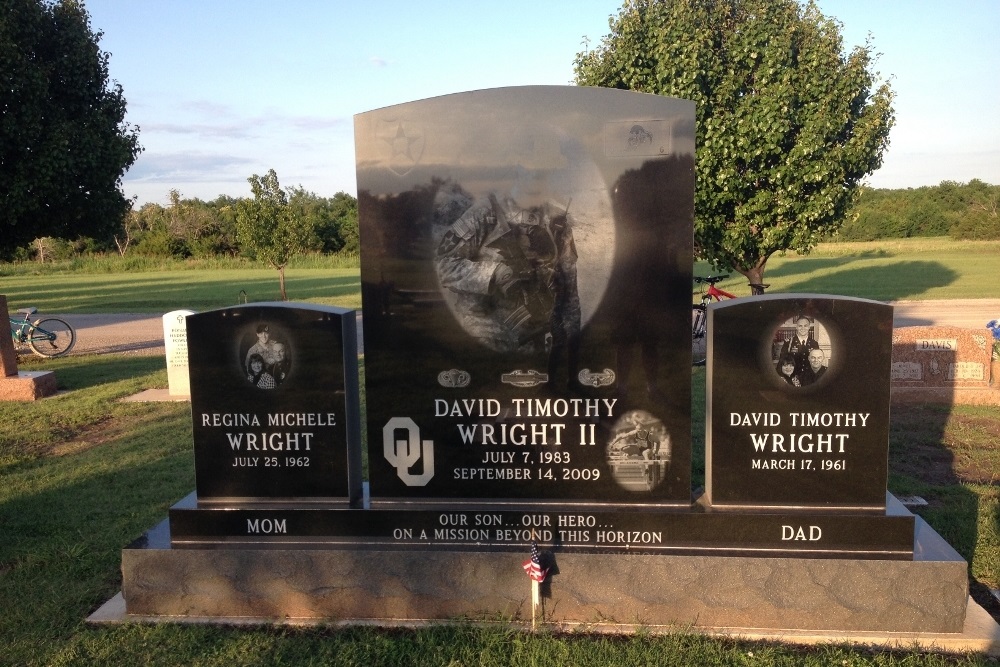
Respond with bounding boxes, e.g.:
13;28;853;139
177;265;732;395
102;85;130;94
9;308;76;358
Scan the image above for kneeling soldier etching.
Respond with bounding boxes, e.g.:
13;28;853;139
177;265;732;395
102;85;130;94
436;193;581;374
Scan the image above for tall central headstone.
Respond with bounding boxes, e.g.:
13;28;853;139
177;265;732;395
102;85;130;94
356;86;695;507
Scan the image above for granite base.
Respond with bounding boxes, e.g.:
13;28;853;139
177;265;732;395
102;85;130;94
120;515;968;634
0;370;58;401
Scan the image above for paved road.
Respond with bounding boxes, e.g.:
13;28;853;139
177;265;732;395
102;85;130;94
891;299;1000;329
51;300;1000;357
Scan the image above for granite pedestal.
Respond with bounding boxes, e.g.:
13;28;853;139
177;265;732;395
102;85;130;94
120;507;967;634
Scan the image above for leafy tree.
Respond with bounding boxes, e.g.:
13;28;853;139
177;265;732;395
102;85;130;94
948;180;1000;240
235;170;314;300
329;191;360;254
287;187;359;254
574;0;894;289
1;0;142;257
199;195;241;257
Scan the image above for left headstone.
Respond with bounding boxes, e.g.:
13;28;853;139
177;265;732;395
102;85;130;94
184;303;363;505
163;310;195;397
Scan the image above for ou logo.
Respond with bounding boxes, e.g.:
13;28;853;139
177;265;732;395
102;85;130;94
383;417;435;486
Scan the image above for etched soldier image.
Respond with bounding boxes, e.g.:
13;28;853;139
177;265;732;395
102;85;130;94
240;322;292;389
435;188;581;367
606;410;671;492
771;315;832;387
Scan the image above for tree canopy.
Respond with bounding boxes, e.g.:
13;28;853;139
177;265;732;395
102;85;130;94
574;0;895;288
1;0;142;256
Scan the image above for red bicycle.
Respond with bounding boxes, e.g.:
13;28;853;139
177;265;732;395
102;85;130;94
691;275;737;366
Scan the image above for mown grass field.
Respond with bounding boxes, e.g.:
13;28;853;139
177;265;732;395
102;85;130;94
0;237;998;313
1;239;999;665
0;256;362;313
695;237;1000;301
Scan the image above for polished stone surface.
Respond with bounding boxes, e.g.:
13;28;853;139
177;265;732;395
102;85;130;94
891;326;993;388
356;87;696;506
706;295;893;511
166;491;915;558
185;303;362;505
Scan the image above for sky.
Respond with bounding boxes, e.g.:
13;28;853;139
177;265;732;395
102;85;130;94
82;0;1000;206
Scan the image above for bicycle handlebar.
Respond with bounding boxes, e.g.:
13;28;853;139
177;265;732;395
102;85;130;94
693;274;730;285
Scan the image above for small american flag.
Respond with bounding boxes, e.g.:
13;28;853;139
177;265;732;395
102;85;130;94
522;541;548;582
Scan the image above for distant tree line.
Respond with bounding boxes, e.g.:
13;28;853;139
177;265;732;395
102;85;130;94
9;186;359;263
837;179;999;241
10;178;997;263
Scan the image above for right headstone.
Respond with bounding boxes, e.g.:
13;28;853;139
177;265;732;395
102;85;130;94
706;294;892;511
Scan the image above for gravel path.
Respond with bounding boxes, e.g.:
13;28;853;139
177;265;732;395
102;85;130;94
57;314;166;356
55;312;366;356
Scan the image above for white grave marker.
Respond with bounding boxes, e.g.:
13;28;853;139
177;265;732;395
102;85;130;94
163;310;195;396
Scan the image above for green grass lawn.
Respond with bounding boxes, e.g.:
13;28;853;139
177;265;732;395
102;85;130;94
0;267;362;313
700;237;1000;300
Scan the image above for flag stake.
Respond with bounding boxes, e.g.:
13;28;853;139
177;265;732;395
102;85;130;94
522;540;547;631
531;578;540;630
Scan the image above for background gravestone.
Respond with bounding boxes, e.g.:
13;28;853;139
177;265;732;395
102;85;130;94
0;295;18;378
891;326;992;388
163;309;195;397
356;86;695;507
706;294;893;510
184;303;362;505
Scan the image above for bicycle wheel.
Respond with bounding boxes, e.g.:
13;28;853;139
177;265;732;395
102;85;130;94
692;305;707;366
28;318;76;357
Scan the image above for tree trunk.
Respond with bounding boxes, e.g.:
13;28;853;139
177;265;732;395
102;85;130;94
278;266;288;301
737;264;769;295
114;234;130;257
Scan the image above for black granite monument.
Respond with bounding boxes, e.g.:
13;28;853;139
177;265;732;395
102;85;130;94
700;294;917;557
168;303;363;541
356;86;695;507
706;294;893;510
114;88;976;638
